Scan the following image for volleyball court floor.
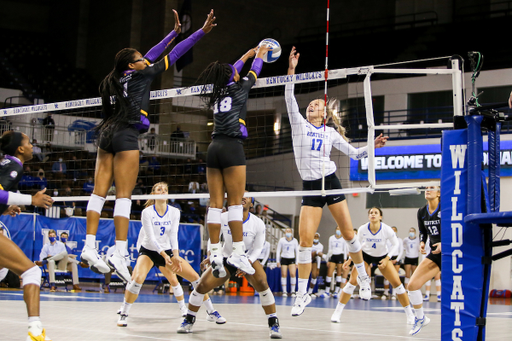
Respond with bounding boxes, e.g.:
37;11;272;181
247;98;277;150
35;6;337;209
1;288;511;341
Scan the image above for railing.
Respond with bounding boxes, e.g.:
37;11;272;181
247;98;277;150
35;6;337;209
259;214;286;259
138;137;196;159
455;1;512;22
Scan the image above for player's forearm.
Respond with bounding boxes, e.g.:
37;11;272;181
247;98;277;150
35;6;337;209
145;30;179;62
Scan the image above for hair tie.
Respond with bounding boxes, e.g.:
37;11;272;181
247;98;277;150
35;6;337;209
3;132;23;156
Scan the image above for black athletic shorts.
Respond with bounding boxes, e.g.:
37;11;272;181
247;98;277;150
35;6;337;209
404;257;419;266
362;251;387;266
99;125;140;154
279;257;296;266
207;135;246;169
426;252;442;269
301;173;346;208
138;246;173;268
328;253;345;264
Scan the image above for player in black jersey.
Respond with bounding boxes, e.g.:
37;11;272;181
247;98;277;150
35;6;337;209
407;186;441;336
80;9;217;282
196;45;271;278
0;131;54;340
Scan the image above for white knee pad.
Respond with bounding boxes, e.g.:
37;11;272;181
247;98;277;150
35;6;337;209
298;246;312;264
435;279;441;286
172;284;184;297
258;288;275;306
404;277;410;284
0;268;8;282
127;281;143;295
21;266;41;287
86;194;105;214
408;289;423;306
310;278;317;285
342;282;356;295
189;289;205;307
383;279;389;285
207;208;222;225
336;276;342;283
113;198;132;219
395;284;406;295
227;205;243;222
345;236;362;253
191;279;200;289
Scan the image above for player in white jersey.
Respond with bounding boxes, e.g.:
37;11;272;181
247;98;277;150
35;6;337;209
382;226;404;300
320;226;348;298
258;240;271;267
403;227;420;289
117;182;224;327
276;229;299;297
178;196;282;339
308;232;324;296
331;208;415;324
285;47;388;316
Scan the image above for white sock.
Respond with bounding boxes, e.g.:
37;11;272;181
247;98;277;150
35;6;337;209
416;307;425;320
121;300;132;315
85;234;96;249
232;241;246;256
308;287;313;294
335;301;346;313
267;313;277;319
210;243;222;256
281;277;287;293
298;278;308;294
203;298;214;314
354;262;367;278
403;304;414;317
115;240;127;257
290;277;297;292
437;290;441;296
28;316;40;323
178;299;186;309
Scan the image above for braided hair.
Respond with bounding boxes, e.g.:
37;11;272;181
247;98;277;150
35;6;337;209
196;61;234;110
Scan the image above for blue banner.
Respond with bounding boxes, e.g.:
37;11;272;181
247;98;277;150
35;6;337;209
351;140;512;181
1;214;201;282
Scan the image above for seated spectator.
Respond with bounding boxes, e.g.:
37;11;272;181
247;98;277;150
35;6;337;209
32;139;44;162
59;232;86;291
19;166;35;190
35;229;69;292
83;177;95;194
52;158;67;174
255;204;263;215
62;187;75;216
33;169;47;190
103;245;132;293
146;127;157;151
188;180;200;194
169;199;182;211
197;158;206;175
200;181;208;193
170;125;185;140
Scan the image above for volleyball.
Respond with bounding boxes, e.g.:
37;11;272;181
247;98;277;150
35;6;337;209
258;38;281;63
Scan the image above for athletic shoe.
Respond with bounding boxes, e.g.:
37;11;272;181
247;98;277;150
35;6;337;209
409;316;430;336
391;294;397;300
226;253;255;275
282;292;288;297
291;293;311;316
269;323;282;339
177;317;195;334
423;293;429;301
206;310;226;324
117;314;128;327
180;305;188;317
310;293;317;299
407;315;416;325
210;254;227;278
381;294;388;300
27;321;51;341
331;309;342;323
437;295;441;302
319;292;330;298
108;253;131;284
290;292;296;298
117;307;122;315
80;247;110;274
332;292;339;299
357;276;372;301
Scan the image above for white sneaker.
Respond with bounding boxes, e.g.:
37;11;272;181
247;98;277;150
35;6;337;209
357;276;372;301
282;292;288;297
226;253;255;275
206;310;226;324
319;292;330;298
210;254;227;278
407;315;416;325
180;305;188;317
291;293;311;316
177;317;195;333
409;316;430;335
381;294;388;300
290;292;296;298
310;293;317;299
391;294;397;300
117;314;128;327
81;247;110;274
108;253;131;283
269;321;282;339
331;309;342;323
423;294;429;301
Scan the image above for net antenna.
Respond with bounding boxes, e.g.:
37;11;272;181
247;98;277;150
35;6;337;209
321;0;330;196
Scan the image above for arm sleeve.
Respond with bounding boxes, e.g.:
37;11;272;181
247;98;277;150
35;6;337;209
261;242;270;266
247;221;265;263
170;209;180;253
144;30;178;62
141;209;165;254
386;229;399;259
234;59;245;74
276;239;282;263
417;209;428;244
284;83;306;127
249;58;263;78
397;238;404;260
331;133;369;160
167;29;205;67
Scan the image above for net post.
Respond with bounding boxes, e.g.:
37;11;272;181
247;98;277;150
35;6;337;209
451;59;464;117
363;70;376;188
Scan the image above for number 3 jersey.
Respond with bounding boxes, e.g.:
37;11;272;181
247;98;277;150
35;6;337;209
417;203;441;249
357;222;399;258
284;83;369;181
138;205;180;253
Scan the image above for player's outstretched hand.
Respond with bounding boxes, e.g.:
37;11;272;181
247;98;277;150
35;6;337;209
33;188;54;209
374;133;388;148
289;46;300;70
202;9;217;34
173;9;181;34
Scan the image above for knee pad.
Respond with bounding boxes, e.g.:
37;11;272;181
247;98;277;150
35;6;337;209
113;198;132;219
345;237;362;253
127;281;143;295
258;288;275;306
435;279;441;286
227;205;243;222
336;276;342;283
189;289;205;307
297;246;312;264
310;278;317;285
341;278;347;284
383;279;389;285
408;289;423;306
0;268;8;282
86;194;105;214
394;284;406;295
207;208;222;225
342;282;356;295
191;279;200;289
326;276;332;283
404;277;410;284
172;284;184;297
21;266;41;287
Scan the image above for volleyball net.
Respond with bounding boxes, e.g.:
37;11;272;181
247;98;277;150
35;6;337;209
1;56;462;212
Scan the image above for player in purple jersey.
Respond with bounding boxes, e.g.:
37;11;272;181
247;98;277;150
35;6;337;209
80;9;217;283
0;131;54;340
195;45;271;279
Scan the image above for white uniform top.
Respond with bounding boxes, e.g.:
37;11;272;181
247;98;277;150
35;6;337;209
139;205;180;254
387;236;403;259
358;222;398;258
403;237;420;258
257;240;271;265
285;83;368;181
276;237;299;263
220;212;266;263
312;241;324;255
328;235;347;256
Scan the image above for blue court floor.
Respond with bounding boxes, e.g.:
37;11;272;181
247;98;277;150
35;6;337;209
1;287;512;341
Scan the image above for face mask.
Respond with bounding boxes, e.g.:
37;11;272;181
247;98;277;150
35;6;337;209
53;191;58;196
49;236;56;243
285;233;292;239
313;239;319;244
409;232;415;238
60;237;67;243
335;231;341;236
58;158;63;162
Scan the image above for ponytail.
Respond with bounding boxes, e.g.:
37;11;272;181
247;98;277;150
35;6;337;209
196;61;233;110
324;97;349;142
